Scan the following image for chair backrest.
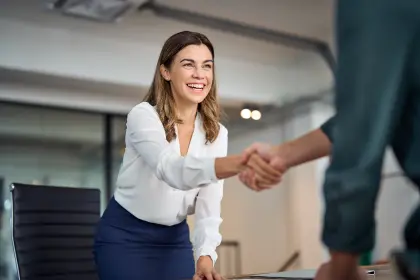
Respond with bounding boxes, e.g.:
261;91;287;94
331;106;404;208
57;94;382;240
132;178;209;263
10;183;100;280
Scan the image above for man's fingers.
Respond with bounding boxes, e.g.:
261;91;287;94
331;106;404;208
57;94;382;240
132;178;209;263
241;143;259;164
204;272;214;280
241;143;257;162
254;154;283;177
241;142;272;164
270;157;288;172
247;154;282;184
192;274;201;280
243;143;260;155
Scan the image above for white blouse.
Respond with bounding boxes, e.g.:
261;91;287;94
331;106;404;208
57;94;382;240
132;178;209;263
113;102;227;265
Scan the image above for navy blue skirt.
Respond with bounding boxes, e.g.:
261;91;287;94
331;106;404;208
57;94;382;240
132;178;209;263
93;197;195;280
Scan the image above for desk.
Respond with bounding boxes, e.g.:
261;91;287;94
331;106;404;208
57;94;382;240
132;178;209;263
226;265;393;280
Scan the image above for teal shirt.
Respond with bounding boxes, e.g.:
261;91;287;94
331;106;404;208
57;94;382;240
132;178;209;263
319;0;420;254
320;116;335;143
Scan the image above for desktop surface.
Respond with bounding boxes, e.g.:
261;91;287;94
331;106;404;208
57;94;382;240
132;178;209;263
225;265;393;280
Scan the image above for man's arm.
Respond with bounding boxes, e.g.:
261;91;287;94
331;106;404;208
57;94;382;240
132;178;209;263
239;117;334;190
241;116;334;171
319;0;415;277
274;126;333;169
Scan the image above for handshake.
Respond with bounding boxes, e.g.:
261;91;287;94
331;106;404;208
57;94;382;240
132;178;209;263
237;142;289;191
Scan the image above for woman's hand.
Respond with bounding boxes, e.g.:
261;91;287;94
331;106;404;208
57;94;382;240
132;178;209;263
239;143;287;191
193;256;224;280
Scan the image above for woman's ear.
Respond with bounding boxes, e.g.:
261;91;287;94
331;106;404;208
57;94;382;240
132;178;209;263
160;65;171;81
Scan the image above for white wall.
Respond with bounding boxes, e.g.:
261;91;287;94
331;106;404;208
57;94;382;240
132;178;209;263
221;124;294;275
374;152;419;261
285;108;326;269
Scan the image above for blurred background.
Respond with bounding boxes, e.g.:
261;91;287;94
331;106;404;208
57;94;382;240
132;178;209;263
0;0;418;279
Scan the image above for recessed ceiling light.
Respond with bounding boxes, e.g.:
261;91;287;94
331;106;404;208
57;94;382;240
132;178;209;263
240;108;251;119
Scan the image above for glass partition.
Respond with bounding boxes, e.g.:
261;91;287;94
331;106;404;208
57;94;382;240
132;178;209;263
0;102;111;280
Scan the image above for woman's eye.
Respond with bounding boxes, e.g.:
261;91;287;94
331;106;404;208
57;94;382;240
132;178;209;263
203;64;212;69
183;63;193;67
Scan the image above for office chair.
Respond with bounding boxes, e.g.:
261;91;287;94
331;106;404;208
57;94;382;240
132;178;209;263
10;183;101;280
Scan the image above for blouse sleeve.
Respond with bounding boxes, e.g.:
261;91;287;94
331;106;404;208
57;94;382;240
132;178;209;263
192;126;227;266
126;102;219;191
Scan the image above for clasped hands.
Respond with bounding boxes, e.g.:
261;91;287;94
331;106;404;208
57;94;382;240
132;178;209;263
238;143;288;191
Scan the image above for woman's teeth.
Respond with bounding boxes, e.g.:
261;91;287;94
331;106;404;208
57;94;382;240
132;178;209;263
187;84;204;89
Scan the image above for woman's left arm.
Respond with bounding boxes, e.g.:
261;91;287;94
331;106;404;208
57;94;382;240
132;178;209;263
193;126;227;267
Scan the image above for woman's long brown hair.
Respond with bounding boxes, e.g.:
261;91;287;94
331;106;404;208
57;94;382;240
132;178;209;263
143;31;221;144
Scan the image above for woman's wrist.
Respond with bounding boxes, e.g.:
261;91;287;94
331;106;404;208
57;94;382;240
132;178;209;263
198;255;212;262
215;155;245;179
197;255;213;268
230;154;246;173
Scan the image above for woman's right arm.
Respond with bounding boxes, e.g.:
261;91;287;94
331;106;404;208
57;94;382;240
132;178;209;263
126;103;245;191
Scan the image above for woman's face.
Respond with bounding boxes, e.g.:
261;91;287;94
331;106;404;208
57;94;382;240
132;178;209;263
161;44;214;106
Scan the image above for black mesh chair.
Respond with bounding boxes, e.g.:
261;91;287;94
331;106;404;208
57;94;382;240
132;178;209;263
10;183;101;280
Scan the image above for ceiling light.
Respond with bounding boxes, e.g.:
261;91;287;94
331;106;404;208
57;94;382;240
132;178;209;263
240;108;251;119
251;110;261;120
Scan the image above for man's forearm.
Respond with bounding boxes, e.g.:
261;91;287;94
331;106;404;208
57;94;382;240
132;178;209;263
275;128;332;168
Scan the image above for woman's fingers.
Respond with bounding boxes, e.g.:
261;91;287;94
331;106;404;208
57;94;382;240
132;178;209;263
239;169;259;191
239;169;282;191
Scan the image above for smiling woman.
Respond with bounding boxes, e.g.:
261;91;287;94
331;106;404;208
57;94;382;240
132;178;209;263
145;31;220;145
92;31;282;280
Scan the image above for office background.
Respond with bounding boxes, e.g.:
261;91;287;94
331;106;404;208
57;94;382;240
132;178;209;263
1;0;419;279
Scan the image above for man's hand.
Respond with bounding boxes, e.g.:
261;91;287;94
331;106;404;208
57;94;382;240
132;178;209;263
314;261;367;280
315;251;367;280
239;142;288;191
193;256;224;280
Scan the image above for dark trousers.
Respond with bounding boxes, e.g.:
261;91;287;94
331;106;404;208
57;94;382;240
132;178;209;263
322;0;420;253
93;197;195;280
